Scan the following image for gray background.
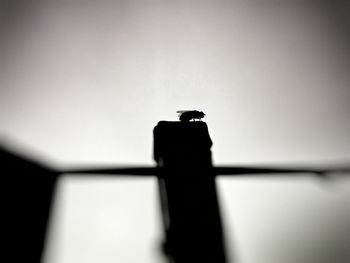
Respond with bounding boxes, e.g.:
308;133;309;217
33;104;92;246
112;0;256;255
1;1;350;262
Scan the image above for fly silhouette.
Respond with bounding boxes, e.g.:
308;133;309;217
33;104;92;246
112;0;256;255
177;110;205;122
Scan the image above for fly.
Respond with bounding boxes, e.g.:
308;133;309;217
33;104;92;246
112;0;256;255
176;110;206;122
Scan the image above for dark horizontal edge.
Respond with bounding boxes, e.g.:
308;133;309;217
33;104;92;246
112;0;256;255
60;166;350;176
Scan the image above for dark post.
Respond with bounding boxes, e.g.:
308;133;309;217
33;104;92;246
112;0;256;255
1;147;57;263
154;121;226;263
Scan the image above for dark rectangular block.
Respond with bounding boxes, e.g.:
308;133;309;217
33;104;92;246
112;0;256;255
154;121;226;263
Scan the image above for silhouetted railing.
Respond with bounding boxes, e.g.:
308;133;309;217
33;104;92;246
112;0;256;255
2;121;350;263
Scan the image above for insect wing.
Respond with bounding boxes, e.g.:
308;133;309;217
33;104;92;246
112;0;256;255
176;110;190;116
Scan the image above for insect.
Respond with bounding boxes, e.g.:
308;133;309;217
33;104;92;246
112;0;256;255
176;110;206;122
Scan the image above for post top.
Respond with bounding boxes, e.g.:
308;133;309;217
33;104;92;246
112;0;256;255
153;121;212;164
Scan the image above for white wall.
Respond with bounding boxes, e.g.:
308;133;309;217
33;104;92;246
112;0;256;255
1;1;350;262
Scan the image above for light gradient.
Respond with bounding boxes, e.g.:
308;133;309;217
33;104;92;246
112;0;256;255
1;1;350;262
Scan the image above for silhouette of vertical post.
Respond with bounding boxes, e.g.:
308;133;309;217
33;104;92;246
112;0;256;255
1;148;57;263
154;121;226;263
